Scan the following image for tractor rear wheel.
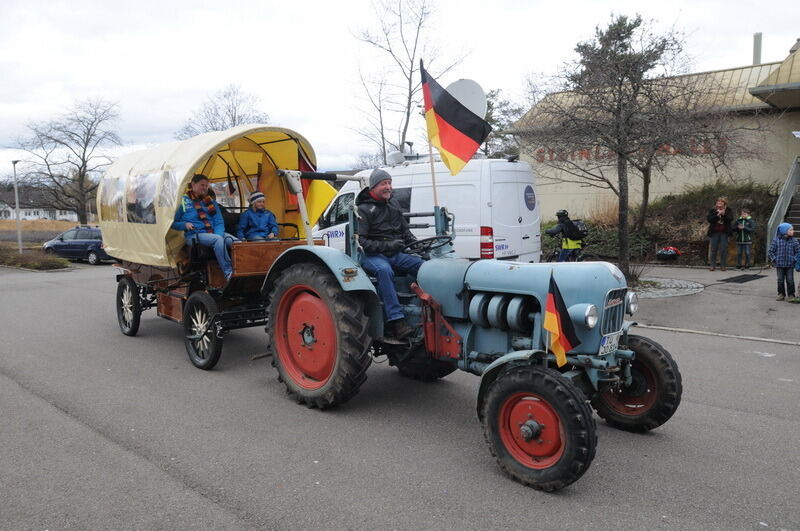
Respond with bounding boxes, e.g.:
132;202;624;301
395;346;457;382
482;365;596;492
268;263;372;409
591;334;682;432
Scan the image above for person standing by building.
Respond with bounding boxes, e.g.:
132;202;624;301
733;208;756;269
706;197;733;271
767;222;800;302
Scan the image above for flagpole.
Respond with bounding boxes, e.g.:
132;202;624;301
428;141;439;208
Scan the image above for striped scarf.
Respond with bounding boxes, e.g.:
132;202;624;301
188;191;216;233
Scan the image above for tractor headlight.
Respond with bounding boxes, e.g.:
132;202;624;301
625;292;639;315
584;305;598;329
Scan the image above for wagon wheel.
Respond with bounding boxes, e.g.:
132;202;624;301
268;263;372;409
591;335;682;432
116;277;141;336
482;366;597;492
87;251;100;265
183;291;223;370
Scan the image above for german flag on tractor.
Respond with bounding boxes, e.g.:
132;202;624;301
543;272;582;367
420;61;492;176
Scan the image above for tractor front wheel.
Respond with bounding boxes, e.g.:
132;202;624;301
482;366;597;492
268;263;372;409
591;334;682;432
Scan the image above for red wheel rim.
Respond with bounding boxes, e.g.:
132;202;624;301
497;392;565;469
601;360;658;415
275;284;337;390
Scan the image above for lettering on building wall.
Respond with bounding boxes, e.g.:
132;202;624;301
532;138;728;163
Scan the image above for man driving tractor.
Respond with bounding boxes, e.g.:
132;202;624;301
356;169;423;339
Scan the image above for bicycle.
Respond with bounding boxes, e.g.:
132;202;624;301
545;237;599;262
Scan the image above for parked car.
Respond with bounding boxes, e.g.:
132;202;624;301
42;225;112;264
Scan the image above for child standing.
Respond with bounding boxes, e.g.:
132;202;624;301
733;208;756;269
236;191;279;241
767;222;800;303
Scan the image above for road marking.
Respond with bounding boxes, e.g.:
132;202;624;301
752;351;777;358
637;324;800;346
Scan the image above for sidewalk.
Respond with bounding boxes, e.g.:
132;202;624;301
633;265;798;343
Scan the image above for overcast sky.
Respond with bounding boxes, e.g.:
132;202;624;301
1;0;797;174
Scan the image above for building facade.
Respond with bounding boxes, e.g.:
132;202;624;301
517;40;800;221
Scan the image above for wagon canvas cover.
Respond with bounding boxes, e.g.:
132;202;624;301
97;125;336;267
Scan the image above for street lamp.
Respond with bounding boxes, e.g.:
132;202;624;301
11;160;22;254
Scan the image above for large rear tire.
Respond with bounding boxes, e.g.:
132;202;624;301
482;366;596;492
268;263;372;409
183;291;223;370
591;335;682;432
116;277;141;336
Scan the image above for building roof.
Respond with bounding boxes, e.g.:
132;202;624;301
749;45;800;109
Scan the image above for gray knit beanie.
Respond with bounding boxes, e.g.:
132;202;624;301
369;169;392;189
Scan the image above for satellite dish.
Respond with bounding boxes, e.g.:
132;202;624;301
445;79;487;120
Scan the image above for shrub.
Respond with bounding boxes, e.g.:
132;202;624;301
0;244;70;270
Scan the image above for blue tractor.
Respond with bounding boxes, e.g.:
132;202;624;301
264;170;683;492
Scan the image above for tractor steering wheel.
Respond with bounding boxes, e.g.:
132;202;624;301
402;235;453;255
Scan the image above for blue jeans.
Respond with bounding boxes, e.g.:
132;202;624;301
558;249;577;262
736;243;751;268
776;267;795;297
187;232;238;279
709;233;728;267
361;252;424;321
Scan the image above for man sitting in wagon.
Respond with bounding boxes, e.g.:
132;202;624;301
356;169;422;339
236;191;279;241
172;173;238;280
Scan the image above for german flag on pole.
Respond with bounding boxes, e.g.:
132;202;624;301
543;272;581;367
421;61;492;176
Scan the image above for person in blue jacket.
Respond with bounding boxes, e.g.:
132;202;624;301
236;191;279;241
172;174;238;280
767;222;800;303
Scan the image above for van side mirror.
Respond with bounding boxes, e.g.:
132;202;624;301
318;212;330;229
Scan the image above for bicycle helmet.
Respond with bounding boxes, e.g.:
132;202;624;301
555;209;569;218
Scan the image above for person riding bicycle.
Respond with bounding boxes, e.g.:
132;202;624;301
356;169;423;339
545;209;583;262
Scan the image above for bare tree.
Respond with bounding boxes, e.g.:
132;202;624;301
516;15;767;275
482;89;524;158
353;151;387;170
176;84;270;139
355;0;461;157
17;98;121;224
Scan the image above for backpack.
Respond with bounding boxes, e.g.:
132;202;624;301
564;219;589;240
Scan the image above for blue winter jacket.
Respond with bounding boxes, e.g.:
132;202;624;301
236;207;279;240
172;195;225;238
768;235;800;268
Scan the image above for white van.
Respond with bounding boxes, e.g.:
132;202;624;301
313;158;541;262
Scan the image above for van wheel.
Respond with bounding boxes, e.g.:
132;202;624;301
268;263;372;409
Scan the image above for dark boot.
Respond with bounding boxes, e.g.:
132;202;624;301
387;318;414;339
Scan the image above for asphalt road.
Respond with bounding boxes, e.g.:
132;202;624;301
1;264;798;530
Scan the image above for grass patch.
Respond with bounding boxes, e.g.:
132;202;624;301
0;244;70;270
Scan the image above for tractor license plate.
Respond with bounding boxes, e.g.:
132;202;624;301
599;332;621;356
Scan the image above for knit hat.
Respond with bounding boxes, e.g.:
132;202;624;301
249;191;265;203
369;169;392;189
777;222;793;236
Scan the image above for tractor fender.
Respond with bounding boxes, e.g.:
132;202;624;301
476;349;546;421
621;320;638;343
262;245;383;338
